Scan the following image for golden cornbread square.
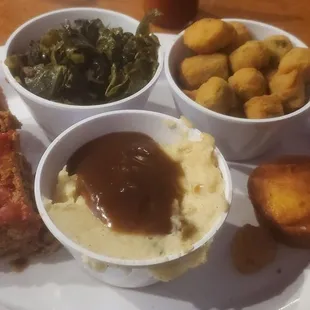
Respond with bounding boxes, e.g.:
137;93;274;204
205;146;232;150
248;156;310;248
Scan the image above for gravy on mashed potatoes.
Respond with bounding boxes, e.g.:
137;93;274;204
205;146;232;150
45;127;228;260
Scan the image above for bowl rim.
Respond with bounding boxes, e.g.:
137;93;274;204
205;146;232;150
165;18;310;124
2;7;163;111
34;109;233;267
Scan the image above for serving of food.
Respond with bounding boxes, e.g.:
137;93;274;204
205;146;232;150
45;130;227;261
5;10;160;105
0;87;58;269
2;8;164;139
230;154;310;275
178;18;310;119
248;155;310;248
34;110;231;287
1;8;310;310
165;18;310;160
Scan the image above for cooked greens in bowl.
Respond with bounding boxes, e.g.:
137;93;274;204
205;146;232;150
5;10;160;105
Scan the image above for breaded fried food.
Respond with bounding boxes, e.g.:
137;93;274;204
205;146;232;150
196;77;237;114
263;35;293;66
278;47;310;82
222;21;252;54
184;18;235;54
228;107;246;118
229;41;271;73
183;89;198;101
262;68;278;83
269;69;305;113
179;54;229;90
248;156;310;248
231;224;277;274
244;94;284;119
228;68;267;103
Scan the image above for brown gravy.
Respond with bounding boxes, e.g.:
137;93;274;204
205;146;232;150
67;132;184;235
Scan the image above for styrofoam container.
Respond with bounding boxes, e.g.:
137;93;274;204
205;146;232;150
34;110;232;288
3;8;163;140
165;18;310;161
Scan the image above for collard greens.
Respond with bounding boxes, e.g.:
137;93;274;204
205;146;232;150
5;10;161;105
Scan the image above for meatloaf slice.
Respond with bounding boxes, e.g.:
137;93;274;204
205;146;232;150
0;130;59;258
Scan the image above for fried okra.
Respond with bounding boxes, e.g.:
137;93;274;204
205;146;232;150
182;89;198;101
184;18;235;54
228;68;267;103
269;69;305;113
196;77;237;114
278;47;310;82
222;21;253;54
228;108;246;118
179;54;229;90
263;35;293;66
229;41;271;73
262;68;278;83
244;95;284;119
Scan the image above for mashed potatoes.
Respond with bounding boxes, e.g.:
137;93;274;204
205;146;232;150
45;130;227;260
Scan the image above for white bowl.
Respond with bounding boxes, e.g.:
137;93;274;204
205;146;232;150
34;109;232;288
3;8;163;140
165;18;309;161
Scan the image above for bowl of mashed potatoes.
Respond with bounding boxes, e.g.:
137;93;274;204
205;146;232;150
35;110;232;288
165;18;310;161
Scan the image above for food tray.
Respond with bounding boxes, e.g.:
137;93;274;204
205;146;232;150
0;33;310;310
